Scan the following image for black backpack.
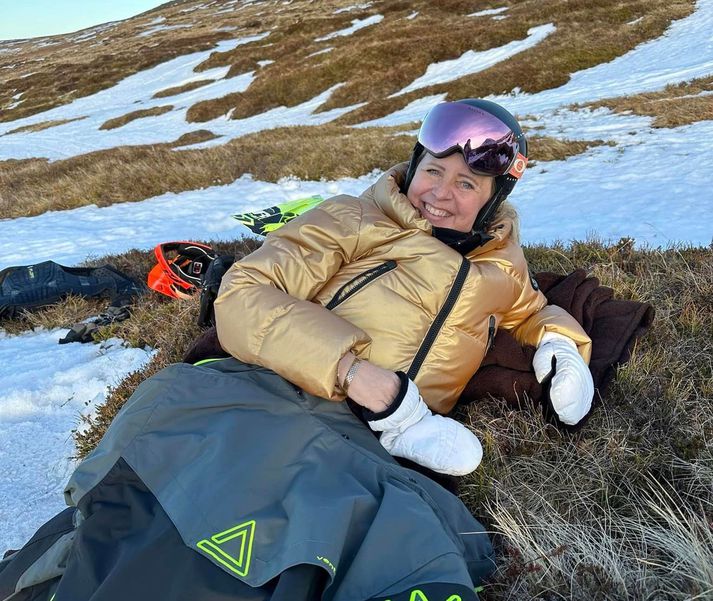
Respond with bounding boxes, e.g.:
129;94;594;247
0;261;144;320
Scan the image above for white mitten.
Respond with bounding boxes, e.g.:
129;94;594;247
367;374;482;476
532;332;594;425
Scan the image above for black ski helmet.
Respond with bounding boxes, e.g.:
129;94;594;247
402;99;528;248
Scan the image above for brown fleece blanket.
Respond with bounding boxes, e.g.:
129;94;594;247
184;269;654;413
459;269;655;411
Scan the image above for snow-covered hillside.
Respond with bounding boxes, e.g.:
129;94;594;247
0;0;712;552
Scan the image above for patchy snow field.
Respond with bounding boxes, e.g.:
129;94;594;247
0;0;712;552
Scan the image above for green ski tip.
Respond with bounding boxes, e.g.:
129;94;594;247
233;195;325;236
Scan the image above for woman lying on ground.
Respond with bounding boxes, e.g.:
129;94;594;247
1;99;597;601
215;98;595;477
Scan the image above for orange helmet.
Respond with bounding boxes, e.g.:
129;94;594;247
147;241;217;300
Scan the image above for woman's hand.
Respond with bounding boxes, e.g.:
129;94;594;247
337;352;400;413
532;332;594;425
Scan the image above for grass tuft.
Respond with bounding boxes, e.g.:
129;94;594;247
99;105;174;130
584;75;713;128
527;135;613;163
152;79;215;99
455;240;713;600
169;129;218;146
4;117;87;135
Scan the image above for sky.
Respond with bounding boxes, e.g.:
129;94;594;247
0;0;169;41
0;1;712;552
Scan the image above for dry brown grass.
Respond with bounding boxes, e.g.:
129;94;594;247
0;124;413;218
183;0;694;125
456;240;713;599
99;105;174;130
0;157;49;176
4;116;87;135
0;0;264;124
171;128;218;146
0;295;108;336
152;79;215;99
528;135;612;163
0;124;600;219
0;30;233;123
584;76;713;127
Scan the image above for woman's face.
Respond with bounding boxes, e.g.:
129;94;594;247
407;152;494;232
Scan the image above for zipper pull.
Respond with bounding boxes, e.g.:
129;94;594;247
487;315;496;352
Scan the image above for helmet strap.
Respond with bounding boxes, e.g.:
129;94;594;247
472;174;515;233
400;142;426;194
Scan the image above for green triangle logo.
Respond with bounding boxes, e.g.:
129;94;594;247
197;520;256;577
385;590;464;601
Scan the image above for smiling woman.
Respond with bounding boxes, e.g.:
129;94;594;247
0;0;168;41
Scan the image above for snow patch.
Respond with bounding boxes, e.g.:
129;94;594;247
353;93;447;128
307;47;334;57
391;24;556;96
0;35;271;161
6;92;24;110
0;330;154;552
334;3;373;14
468;7;508;16
315;14;384;41
0;170;379;269
138;24;193;37
490;3;713;113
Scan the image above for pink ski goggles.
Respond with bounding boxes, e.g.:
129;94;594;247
418;102;527;179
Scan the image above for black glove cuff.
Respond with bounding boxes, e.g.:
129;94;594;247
364;371;409;422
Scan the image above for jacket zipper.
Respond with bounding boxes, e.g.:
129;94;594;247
407;257;470;380
325;260;397;310
486;315;496;352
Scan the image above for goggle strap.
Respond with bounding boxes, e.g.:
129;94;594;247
507;152;528;179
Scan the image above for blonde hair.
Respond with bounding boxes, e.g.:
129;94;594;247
490;200;520;244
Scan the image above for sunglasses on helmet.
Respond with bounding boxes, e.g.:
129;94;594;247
418;102;527;179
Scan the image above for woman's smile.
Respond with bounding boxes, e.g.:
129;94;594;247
422;202;452;219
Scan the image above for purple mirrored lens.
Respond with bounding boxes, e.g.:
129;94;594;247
418;102;518;176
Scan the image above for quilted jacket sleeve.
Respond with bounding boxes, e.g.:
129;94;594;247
214;198;372;399
498;248;592;363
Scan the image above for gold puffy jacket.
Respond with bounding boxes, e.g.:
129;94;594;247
215;165;592;414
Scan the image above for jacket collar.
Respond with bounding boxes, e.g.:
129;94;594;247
467;217;513;258
363;163;430;232
363;164;514;257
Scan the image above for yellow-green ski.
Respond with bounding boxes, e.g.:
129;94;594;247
233;195;325;236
